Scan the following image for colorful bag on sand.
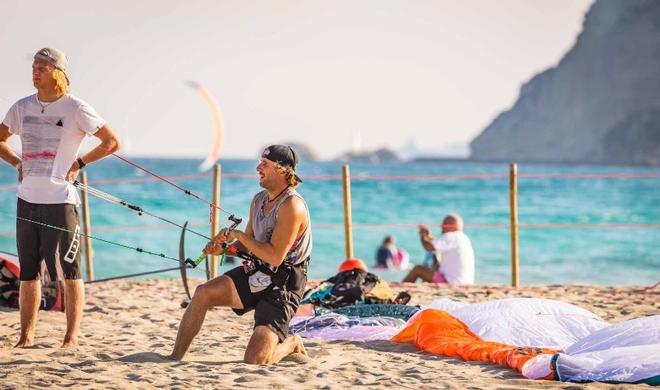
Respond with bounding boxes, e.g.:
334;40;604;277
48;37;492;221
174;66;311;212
0;252;64;311
302;269;409;309
0;256;20;307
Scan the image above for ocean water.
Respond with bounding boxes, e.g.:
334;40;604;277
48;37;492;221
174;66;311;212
1;158;659;286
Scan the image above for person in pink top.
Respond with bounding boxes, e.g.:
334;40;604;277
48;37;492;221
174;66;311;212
402;214;475;285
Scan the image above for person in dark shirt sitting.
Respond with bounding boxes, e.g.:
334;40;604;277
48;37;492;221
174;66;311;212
375;235;397;269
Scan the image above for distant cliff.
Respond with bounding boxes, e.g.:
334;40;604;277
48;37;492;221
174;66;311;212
334;148;400;164
286;142;320;162
470;0;660;166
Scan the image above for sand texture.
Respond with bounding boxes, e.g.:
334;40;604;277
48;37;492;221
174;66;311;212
1;279;658;389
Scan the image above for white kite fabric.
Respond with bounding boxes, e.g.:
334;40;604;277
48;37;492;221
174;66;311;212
427;297;609;349
292;298;660;384
426;298;660;383
290;313;406;341
185;81;224;172
522;314;660;384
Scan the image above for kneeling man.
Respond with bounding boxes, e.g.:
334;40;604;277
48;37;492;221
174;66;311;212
170;145;312;364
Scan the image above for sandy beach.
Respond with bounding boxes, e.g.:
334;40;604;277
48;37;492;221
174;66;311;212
1;279;657;389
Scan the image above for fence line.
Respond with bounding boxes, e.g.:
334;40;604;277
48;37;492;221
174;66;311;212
0;164;658;287
3;222;659;237
1;170;659;192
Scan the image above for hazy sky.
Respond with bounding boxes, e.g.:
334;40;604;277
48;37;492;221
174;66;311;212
1;0;593;160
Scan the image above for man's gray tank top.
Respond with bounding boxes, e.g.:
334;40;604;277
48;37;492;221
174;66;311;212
252;188;312;266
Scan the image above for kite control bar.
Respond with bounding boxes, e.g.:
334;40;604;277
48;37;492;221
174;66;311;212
185;214;244;268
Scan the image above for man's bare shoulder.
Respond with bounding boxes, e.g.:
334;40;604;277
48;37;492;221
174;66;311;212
250;191;264;205
278;194;307;216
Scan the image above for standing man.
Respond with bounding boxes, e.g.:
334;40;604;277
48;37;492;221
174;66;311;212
0;48;121;348
171;145;312;364
402;214;475;285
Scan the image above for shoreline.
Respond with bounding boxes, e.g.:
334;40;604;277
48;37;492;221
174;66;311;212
1;279;657;389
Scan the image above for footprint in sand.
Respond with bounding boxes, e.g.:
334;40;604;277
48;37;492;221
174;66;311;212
118;352;173;363
47;349;80;357
84;305;108;314
81;367;107;374
68;359;97;368
250;368;272;375
281;353;311;364
28;380;51;388
44;367;72;375
7;359;50;365
306;349;329;358
14;343;53;350
234;374;261;383
127;373;154;383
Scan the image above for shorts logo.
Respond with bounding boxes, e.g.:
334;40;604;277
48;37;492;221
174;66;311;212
63;225;80;263
248;271;272;293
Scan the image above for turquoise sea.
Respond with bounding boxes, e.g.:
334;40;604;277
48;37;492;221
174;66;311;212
1;158;659;286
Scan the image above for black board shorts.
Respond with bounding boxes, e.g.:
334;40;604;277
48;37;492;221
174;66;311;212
16;198;82;281
225;261;308;342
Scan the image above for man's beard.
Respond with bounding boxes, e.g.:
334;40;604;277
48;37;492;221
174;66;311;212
258;176;269;189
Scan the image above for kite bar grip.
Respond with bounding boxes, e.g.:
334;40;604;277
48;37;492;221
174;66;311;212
227;214;242;231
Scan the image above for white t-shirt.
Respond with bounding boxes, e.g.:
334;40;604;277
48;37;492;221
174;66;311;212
432;231;475;285
2;94;105;204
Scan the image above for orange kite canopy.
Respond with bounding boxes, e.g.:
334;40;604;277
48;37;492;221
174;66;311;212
391;309;557;377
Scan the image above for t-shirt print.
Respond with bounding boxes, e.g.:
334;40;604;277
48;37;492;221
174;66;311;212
21;115;64;177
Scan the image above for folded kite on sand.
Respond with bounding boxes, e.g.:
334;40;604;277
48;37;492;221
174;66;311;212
393;298;660;385
293;297;660;385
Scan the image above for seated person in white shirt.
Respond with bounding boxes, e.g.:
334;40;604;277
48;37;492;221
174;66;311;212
402;214;475;285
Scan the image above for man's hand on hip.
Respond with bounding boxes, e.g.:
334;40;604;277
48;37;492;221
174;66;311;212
16;162;23;183
65;161;80;182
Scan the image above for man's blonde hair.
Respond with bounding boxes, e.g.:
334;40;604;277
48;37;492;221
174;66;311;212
52;68;69;95
274;163;301;188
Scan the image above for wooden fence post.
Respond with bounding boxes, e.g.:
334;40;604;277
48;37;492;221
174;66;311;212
210;163;221;279
80;171;94;281
509;163;519;287
342;165;354;259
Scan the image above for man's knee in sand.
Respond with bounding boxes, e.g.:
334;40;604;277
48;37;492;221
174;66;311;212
244;326;307;365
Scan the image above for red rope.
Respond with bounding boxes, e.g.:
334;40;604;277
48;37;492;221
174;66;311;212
519;172;660;179
88;172;212;185
313;223;660;229
113;154;214;205
0;168;658;193
112;154;233;224
3;222;657;236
